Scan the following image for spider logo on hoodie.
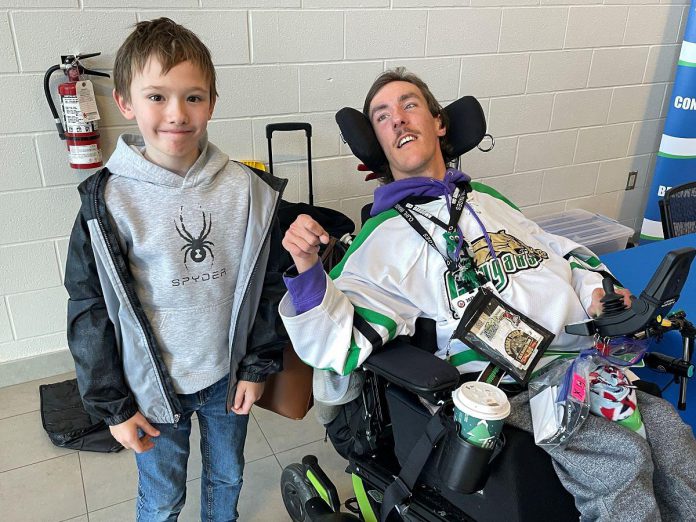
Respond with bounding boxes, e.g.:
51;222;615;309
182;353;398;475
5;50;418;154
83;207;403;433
175;206;215;270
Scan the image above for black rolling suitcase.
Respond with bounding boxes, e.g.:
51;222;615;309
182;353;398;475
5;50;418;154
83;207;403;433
265;122;355;240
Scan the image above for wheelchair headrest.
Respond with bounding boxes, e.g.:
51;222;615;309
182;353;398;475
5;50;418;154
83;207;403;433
335;96;487;173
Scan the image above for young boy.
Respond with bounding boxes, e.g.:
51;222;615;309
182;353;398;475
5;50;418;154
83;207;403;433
65;18;287;521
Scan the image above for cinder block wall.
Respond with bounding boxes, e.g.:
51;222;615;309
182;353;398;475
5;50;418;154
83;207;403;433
0;1;689;384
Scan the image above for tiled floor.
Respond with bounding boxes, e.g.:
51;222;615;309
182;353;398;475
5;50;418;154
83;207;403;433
0;373;354;521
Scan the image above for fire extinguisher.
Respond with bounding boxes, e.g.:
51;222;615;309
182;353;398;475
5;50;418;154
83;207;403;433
44;53;110;169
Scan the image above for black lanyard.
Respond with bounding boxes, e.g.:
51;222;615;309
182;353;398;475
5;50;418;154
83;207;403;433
393;185;468;273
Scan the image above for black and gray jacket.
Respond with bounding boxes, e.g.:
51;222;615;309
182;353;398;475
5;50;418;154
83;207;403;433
65;138;288;425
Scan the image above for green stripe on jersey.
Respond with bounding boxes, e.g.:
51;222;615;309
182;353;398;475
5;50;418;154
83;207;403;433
471;182;521;211
330;209;399;280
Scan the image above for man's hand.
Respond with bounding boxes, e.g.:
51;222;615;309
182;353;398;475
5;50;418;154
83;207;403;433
231;380;265;415
588;287;633;317
282;214;330;274
109;412;160;453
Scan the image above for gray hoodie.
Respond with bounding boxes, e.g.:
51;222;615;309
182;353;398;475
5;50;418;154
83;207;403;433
105;134;250;394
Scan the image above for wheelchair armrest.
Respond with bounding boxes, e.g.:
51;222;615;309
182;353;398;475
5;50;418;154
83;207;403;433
362;339;460;400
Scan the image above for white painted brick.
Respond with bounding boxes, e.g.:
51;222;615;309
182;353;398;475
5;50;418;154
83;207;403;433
252;11;342;63
385;58;461;102
608;84;666;124
35;134;94;187
55;238;69;281
0;1;76;6
522;201;566;220
0;136;42;191
644;45;680;83
499;7;567;52
624;6;683;45
0;74;55;133
215;66;299;118
566;192;621;220
550;89;612;130
0;187;80;245
299;62;384;113
203;0;300;6
459;54;529;99
142;11;248;65
517;130;577;172
541;0;601;4
271;162;305;203
307;0;386;6
394;0;465;5
12;11;136;73
541;163;599;203
339;195;373;232
7;286;67;340
483;172;542;207
251;113;340;165
616;186;647;225
346;10;427;60
575;123;633;163
206;119;255;162
527;51;592;93
460;136;517;179
426;9;501;56
603;0;651;5
588;47;650;88
0;242;61;295
564;6;628;49
99;126;139;162
0;299;12;342
660;84;673;118
596;154;650;194
0;13;16;73
472;0;536;5
488;94;554;137
0;333;67;362
91;0;195;6
312;157;379;201
627;119;663;156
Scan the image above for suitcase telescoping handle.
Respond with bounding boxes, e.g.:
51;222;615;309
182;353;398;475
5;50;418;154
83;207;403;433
266;122;314;205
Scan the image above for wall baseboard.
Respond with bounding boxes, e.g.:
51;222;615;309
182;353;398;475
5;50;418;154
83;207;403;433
0;349;75;388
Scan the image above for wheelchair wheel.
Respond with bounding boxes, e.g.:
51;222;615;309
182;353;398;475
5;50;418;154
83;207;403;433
281;463;318;522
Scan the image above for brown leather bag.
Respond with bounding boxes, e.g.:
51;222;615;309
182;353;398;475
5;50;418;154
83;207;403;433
255;237;346;420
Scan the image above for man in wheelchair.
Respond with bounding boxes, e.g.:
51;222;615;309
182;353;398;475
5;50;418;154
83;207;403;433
279;68;696;521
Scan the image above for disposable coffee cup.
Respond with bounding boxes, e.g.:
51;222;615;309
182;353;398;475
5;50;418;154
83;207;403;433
452;381;510;449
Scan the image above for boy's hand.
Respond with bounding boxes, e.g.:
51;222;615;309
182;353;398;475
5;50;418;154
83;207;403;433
282;214;330;274
231;380;265;415
588;287;633;317
109;412;160;453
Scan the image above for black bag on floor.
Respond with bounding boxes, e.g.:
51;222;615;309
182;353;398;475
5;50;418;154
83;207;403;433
39;378;123;453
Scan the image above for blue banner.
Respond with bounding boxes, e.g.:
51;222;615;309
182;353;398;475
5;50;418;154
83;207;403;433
641;0;696;241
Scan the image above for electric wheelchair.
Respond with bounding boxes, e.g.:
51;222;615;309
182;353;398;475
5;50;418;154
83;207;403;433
280;96;696;522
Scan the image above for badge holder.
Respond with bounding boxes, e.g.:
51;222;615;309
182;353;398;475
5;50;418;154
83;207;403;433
452;287;554;384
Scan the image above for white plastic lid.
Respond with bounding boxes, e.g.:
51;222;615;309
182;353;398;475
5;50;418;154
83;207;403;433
452;381;511;421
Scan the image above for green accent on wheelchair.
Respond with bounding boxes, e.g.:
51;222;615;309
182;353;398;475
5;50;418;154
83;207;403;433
352;473;378;522
330;209;399;280
448;349;488;367
306;469;331;508
471;182;520;211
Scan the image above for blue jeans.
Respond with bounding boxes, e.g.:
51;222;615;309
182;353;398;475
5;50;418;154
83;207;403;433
135;375;249;522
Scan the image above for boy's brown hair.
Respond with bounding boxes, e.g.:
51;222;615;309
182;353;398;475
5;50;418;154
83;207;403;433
114;17;217;102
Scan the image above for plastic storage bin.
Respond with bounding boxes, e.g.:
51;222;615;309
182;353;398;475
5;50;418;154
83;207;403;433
534;209;634;255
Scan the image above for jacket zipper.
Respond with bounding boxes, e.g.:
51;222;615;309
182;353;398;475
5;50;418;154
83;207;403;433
226;188;284;408
92;170;180;423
